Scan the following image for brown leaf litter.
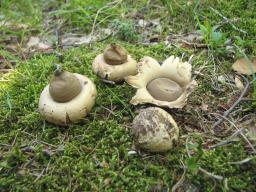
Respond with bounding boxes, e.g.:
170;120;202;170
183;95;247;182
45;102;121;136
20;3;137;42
232;57;256;75
166;31;207;48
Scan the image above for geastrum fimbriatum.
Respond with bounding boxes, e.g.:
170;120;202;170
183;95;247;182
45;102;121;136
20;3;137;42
132;107;179;152
92;44;137;82
38;67;97;126
125;56;197;108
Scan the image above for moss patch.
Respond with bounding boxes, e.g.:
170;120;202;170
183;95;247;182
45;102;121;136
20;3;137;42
1;43;255;191
1;0;256;191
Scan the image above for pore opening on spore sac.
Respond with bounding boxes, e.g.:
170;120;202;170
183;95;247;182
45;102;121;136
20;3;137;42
49;71;82;102
103;44;128;65
146;78;183;102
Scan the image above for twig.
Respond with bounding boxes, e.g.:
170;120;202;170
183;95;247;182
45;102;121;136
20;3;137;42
11;132;18;147
96;32;113;43
21;131;57;147
213;114;256;154
209;128;244;149
180;40;208;48
209;140;235;149
172;160;186;192
101;106;117;117
210;7;247;34
45;160;51;174
228;157;255;165
199;167;223;180
102;78;116;85
34;168;45;182
213;78;251;129
216;18;241;28
188;54;194;64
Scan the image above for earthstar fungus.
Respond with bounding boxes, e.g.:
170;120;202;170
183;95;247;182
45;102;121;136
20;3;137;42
132;107;179;152
38;69;97;126
92;44;137;82
125;56;197;108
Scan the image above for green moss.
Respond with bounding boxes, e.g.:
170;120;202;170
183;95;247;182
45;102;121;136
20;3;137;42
1;0;256;190
0;43;255;191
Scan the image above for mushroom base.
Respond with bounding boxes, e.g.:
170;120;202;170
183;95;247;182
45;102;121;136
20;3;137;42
92;54;137;82
39;74;97;126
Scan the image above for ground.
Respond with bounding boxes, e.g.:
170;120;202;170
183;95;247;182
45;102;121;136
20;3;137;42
0;0;256;191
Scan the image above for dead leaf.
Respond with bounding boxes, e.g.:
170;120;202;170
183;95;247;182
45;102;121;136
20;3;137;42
0;56;15;73
248;127;256;141
27;36;40;48
101;28;112;36
234;75;244;90
173;180;199;192
0;21;29;30
151;19;162;33
171;31;200;42
238;115;256;141
138;19;148;28
201;103;209;112
104;178;112;186
6;44;19;53
232;57;256;75
38;42;51;50
61;35;94;47
26;36;53;53
135;18;163;44
217;75;226;83
167;31;206;48
244;118;256;141
180;31;204;43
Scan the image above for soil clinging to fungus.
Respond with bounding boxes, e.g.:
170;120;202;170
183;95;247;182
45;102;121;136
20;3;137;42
132;107;179;152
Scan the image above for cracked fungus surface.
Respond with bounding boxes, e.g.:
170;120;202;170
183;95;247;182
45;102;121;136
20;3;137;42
132;107;179;152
